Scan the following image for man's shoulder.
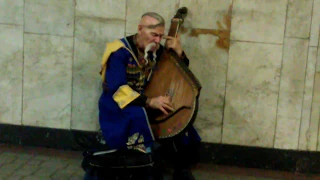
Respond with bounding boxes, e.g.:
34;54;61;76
106;39;124;49
105;37;131;52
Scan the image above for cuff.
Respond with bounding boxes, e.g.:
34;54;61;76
180;51;186;59
113;85;140;109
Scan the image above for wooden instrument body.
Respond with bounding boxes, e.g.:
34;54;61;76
144;49;201;139
143;7;202;139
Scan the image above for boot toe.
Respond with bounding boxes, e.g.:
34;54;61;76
173;169;195;180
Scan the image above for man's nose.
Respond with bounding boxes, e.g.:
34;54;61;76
154;36;161;43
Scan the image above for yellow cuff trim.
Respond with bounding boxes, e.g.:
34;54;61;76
113;85;140;109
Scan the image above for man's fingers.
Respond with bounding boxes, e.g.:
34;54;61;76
162;35;173;40
176;33;180;39
161;98;173;106
162;103;175;112
159;107;169;115
163;101;173;108
160;96;171;101
163;34;180;39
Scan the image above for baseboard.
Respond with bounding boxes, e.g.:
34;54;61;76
199;142;320;174
0;123;319;174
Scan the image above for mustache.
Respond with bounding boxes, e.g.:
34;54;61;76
144;42;159;64
145;42;159;52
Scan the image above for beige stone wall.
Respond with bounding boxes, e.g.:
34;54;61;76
1;0;319;151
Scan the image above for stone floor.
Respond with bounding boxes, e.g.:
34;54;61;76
0;144;318;180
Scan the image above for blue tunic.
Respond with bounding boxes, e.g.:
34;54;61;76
98;36;201;154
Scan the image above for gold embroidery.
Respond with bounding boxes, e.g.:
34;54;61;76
126;59;156;92
136;134;146;152
126;133;147;153
127;132;139;146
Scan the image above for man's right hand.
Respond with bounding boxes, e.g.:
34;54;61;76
146;96;174;115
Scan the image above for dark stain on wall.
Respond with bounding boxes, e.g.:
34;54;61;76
180;4;233;51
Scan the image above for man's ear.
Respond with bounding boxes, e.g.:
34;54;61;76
138;24;143;32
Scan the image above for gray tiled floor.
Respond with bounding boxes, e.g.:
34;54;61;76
0;144;317;180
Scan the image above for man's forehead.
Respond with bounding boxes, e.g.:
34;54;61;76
148;28;165;35
139;15;165;35
140;15;159;25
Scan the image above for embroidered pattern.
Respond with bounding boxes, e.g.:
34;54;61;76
126;132;147;153
124;34;158;92
96;129;106;144
126;58;155;92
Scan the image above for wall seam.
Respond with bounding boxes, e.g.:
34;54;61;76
21;0;26;128
273;0;290;148
70;0;76;129
298;0;315;150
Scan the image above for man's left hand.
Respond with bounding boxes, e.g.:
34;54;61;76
163;34;183;57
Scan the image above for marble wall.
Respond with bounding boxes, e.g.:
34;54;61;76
1;0;319;151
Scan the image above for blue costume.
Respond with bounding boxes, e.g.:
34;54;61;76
84;34;201;179
98;37;156;153
98;34;201;153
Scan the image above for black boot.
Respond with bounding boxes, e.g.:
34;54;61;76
173;168;195;180
171;138;200;180
151;167;164;180
171;148;197;180
150;144;166;180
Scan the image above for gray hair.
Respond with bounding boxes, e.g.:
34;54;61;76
141;12;165;28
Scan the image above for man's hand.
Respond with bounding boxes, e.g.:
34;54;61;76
146;96;174;115
163;34;183;57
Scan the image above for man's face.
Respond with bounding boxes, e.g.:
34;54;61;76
137;23;165;51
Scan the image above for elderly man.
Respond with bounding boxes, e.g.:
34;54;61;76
91;12;201;180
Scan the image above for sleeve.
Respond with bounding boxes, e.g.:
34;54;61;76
105;49;141;109
129;94;148;106
180;51;189;67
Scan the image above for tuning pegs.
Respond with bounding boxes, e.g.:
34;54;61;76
178;7;188;14
174;6;188;22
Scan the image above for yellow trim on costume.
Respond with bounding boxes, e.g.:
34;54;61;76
99;40;141;83
113;85;140;109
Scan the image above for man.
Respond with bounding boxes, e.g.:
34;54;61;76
93;12;201;180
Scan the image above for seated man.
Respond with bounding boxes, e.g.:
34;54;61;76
89;12;201;180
